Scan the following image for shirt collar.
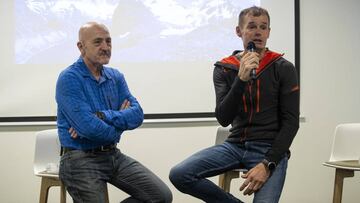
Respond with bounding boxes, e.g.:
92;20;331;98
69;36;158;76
75;57;112;80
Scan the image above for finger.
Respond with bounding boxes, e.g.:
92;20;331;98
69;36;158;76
68;127;77;138
70;130;77;139
235;51;246;60
243;181;256;195
243;51;259;60
249;63;258;70
244;60;258;70
241;53;251;63
122;101;130;110
253;181;263;192
125;100;130;108
239;178;251;191
68;127;73;133
248;182;262;195
122;99;130;110
246;188;255;196
243;187;251;195
120;101;126;110
243;186;252;195
246;56;259;66
249;57;259;64
247;51;259;58
244;54;259;64
239;182;247;191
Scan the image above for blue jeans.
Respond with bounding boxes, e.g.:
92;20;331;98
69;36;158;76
169;141;288;203
59;148;172;203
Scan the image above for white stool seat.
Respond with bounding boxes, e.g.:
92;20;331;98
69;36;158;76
323;123;360;203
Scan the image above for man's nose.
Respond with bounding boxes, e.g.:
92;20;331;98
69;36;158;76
254;29;262;36
100;41;111;50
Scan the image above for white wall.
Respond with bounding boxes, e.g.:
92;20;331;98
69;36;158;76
1;0;360;202
283;0;360;202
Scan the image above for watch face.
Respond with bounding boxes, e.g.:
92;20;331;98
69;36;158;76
100;112;105;120
96;111;105;120
268;162;276;170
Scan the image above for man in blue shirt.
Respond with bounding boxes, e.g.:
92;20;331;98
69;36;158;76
56;22;172;203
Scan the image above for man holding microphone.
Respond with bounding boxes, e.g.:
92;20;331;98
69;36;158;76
170;6;299;203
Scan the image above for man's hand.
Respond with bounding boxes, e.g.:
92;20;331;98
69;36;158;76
238;51;259;82
239;162;270;195
68;127;78;139
120;99;130;110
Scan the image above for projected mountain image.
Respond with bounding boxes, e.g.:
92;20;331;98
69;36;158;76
15;0;259;64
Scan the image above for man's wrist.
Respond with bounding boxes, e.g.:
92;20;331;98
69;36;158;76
261;159;276;172
95;111;105;120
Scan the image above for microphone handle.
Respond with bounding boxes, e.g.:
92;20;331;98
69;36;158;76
249;48;256;79
250;68;256;79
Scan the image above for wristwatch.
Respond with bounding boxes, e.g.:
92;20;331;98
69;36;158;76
261;159;276;172
95;111;105;120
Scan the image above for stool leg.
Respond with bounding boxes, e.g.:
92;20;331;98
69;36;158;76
218;171;240;193
219;174;227;192
104;184;110;203
39;177;64;203
39;178;51;203
60;182;66;203
333;169;354;203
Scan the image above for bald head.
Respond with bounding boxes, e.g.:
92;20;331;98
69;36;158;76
78;22;109;42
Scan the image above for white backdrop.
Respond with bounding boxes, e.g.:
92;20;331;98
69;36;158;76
0;0;294;118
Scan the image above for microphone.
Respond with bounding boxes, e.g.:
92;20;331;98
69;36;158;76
246;41;257;79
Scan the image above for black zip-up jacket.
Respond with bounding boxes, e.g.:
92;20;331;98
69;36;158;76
213;50;300;164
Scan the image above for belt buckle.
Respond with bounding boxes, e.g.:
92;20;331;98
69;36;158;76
100;145;113;152
100;145;108;152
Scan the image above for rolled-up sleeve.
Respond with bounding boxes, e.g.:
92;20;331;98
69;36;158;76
56;71;120;143
101;72;144;130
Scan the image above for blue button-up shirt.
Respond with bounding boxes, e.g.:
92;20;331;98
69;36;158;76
56;57;144;150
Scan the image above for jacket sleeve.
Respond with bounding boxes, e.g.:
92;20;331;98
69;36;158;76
56;72;120;143
101;72;144;131
213;65;247;126
265;61;300;164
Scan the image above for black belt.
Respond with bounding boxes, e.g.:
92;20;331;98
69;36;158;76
61;144;117;155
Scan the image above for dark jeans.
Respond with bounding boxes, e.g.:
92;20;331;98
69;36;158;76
169;141;288;203
59;148;172;203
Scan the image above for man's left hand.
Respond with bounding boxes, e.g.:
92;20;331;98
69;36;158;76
68;127;78;139
120;99;130;110
239;162;270;195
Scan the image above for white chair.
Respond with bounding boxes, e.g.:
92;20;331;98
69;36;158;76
323;123;360;203
34;129;110;203
34;129;66;203
216;126;248;192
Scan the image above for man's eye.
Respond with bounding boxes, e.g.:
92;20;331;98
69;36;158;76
248;24;256;28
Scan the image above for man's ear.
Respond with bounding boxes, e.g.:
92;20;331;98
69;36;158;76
236;26;242;38
77;41;84;54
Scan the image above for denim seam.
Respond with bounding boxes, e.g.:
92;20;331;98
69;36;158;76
109;178;152;202
63;153;85;203
196;162;242;178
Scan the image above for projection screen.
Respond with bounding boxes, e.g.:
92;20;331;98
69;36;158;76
0;0;298;121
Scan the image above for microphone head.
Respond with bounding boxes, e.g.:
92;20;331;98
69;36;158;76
246;41;256;51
